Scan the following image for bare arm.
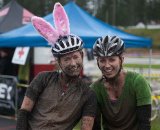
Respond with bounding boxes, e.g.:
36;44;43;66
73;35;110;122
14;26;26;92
21;96;35;111
16;96;35;130
81;116;95;130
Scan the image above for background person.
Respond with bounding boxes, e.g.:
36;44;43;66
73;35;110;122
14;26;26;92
0;48;17;75
16;2;97;130
91;35;151;130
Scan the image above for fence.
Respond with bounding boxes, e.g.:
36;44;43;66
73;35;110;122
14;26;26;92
0;75;18;117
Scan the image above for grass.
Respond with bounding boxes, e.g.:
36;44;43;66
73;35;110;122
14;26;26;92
73;122;80;130
124;64;160;69
151;117;160;130
73;118;160;130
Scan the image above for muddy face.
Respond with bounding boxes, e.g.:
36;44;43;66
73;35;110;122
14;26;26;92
59;51;83;77
97;56;122;79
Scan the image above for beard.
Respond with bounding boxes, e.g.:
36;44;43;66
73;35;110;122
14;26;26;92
62;63;83;78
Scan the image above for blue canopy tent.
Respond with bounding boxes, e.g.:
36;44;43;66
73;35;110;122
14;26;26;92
0;2;152;48
0;1;153;80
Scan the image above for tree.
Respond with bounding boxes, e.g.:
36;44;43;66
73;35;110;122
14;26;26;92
2;0;160;26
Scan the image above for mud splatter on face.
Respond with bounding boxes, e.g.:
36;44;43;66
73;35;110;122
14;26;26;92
97;56;121;79
59;51;83;77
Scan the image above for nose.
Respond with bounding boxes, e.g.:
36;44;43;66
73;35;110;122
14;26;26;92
70;58;76;66
104;60;111;68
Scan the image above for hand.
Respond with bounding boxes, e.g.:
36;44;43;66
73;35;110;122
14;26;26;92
81;116;95;130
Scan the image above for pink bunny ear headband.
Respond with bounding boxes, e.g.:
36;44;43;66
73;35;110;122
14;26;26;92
31;2;70;47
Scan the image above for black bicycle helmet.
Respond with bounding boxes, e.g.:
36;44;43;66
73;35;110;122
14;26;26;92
93;35;125;57
52;34;84;57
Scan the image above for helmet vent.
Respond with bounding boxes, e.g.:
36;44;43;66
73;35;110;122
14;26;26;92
66;41;70;47
55;44;60;50
71;38;75;46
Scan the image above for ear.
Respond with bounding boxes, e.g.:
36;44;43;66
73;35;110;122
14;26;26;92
119;54;124;64
32;16;59;46
53;2;70;36
80;51;84;59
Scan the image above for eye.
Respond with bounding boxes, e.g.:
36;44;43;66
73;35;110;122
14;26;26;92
63;56;70;62
108;57;116;62
99;58;106;63
73;54;80;60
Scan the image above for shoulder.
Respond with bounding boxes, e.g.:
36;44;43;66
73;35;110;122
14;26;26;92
36;71;59;77
89;78;104;99
30;71;60;86
126;71;140;78
127;71;148;83
90;78;103;91
126;71;151;92
34;71;59;80
126;71;146;83
77;79;96;97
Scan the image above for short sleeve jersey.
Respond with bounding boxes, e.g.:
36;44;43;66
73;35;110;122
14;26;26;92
91;71;151;130
25;71;97;130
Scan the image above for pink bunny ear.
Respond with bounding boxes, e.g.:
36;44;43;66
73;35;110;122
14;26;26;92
31;16;59;46
53;2;70;36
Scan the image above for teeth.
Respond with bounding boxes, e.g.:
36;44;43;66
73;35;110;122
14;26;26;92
70;68;78;71
105;70;112;72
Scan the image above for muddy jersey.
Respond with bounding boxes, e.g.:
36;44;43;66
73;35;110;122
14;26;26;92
91;71;151;130
25;71;97;130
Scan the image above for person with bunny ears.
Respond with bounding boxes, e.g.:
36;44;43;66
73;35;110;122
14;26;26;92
16;2;97;130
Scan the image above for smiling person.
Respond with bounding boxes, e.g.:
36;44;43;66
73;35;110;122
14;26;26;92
91;35;151;130
16;2;96;130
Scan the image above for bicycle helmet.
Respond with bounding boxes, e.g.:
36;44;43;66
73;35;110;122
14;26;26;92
93;35;125;57
51;34;84;57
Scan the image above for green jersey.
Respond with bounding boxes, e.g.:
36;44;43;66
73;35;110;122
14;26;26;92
91;71;151;130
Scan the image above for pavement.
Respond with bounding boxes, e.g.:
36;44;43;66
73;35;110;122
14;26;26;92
0;116;16;130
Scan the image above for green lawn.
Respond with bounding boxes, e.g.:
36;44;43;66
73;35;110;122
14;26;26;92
152;117;160;130
73;117;160;130
124;64;160;69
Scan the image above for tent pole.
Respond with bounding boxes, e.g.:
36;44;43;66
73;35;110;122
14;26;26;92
148;48;152;83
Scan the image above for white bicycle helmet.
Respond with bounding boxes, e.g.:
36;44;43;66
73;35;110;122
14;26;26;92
52;34;84;57
93;35;125;57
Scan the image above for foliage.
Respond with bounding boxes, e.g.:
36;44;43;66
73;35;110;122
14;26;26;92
124;29;160;48
2;0;160;26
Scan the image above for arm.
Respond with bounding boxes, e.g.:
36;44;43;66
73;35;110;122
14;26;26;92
81;90;97;130
134;74;151;130
17;72;47;130
16;96;35;130
81;116;95;130
92;106;101;130
136;105;151;130
21;96;35;111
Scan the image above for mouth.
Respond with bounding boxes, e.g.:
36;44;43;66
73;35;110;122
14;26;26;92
102;68;113;74
66;65;82;74
68;67;79;71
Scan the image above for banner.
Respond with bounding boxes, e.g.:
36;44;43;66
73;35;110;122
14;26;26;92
12;47;30;65
0;75;17;116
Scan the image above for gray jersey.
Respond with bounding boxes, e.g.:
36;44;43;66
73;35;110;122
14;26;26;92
25;71;97;130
